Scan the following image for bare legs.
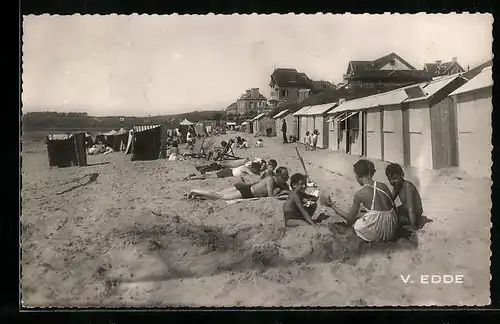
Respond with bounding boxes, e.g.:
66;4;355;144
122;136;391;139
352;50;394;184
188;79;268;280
188;187;243;200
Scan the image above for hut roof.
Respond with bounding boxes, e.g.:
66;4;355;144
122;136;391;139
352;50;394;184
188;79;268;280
251;113;266;121
273;109;291;119
133;125;162;133
293;103;337;116
47;134;73;141
450;67;492;96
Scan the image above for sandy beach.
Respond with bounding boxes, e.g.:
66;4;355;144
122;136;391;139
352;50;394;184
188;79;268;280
21;132;491;307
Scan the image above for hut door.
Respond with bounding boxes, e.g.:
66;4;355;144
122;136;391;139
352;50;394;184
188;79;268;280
430;98;456;169
361;111;367;156
402;104;411;166
346;118;351;154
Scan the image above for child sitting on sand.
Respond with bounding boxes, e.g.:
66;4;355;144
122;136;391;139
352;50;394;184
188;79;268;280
260;159;277;179
323;159;398;242
255;139;264;148
188;167;290;200
168;141;181;161
385;163;423;230
283;173;320;227
236;136;249;149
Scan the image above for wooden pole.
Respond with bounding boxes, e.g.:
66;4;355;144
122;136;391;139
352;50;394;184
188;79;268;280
294;146;309;181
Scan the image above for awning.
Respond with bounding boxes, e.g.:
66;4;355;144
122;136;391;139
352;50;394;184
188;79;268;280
338;111;359;122
326;112;347;123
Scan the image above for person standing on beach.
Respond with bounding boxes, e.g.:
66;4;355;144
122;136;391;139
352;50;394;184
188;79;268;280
188;167;290;200
304;131;311;151
312;130;319;150
282;119;288;143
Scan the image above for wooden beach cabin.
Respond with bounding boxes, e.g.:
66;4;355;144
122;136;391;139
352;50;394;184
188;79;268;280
273;109;295;140
327;73;468;169
449;66;492;178
251;113;276;136
403;74;468;169
293;103;337;149
327;87;408;161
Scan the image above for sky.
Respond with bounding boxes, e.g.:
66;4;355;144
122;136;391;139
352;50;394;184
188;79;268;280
22;13;493;117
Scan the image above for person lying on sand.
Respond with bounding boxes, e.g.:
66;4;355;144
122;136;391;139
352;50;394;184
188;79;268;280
186;159;267;183
260;159;277;179
321;159;398;242
188;167;290;200
385;163;423;230
283;173;323;227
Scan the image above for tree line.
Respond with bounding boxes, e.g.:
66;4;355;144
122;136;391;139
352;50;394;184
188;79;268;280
21;110;228;131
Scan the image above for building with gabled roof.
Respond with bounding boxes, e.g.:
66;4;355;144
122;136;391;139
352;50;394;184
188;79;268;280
424;57;465;77
343;52;433;93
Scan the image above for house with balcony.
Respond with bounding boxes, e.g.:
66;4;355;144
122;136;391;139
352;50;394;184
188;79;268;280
343;52;433;93
423;57;465;77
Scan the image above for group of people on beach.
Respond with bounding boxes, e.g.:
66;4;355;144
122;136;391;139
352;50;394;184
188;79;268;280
188;151;423;243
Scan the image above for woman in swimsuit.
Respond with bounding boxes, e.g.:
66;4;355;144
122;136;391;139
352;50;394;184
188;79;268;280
188;167;290;200
324;159;398;242
186;160;267;182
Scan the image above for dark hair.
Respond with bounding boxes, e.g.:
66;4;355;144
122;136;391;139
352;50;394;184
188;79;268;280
268;159;277;168
249;161;263;173
353;159;376;177
221;141;228;147
386;163;404;177
290;173;306;186
275;167;288;177
172;141;178;148
306;131;310;136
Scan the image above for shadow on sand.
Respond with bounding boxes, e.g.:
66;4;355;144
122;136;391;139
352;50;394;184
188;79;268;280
111;213;430;285
56;172;99;195
86;162;110;167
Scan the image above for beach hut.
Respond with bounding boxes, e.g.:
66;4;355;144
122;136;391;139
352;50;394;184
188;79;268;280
449;66;492;178
251;113;276;136
329;74;468;168
328;88;408;160
293;103;337;149
45;133;87;167
273;109;295;141
125;125;163;160
403;74;468;169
